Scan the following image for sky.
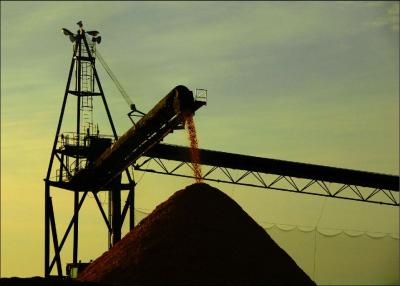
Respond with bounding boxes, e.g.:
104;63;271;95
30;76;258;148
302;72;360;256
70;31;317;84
1;1;399;284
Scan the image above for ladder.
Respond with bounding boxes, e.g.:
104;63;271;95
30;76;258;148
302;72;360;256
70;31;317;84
80;43;95;135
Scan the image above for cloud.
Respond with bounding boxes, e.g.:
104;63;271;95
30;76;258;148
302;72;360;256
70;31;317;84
365;1;399;31
388;2;400;31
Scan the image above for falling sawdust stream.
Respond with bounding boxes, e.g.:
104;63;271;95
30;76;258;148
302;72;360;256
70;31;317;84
185;114;203;183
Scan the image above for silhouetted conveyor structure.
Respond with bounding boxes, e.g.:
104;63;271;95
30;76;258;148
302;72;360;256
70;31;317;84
138;144;399;206
45;22;206;278
45;22;399;279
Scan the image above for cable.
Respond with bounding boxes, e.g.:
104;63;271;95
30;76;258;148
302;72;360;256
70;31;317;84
96;49;134;109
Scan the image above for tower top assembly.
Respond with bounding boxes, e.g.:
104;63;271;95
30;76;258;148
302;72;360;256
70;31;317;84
62;21;101;44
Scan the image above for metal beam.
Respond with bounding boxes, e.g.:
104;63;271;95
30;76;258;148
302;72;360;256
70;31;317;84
48;197;62;276
137;144;399;206
49;190;88;272
93;192;111;232
143;144;398;191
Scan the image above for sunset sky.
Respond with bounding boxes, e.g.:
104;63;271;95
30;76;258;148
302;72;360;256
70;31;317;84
1;1;399;284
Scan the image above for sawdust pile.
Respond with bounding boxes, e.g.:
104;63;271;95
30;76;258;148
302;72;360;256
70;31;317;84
78;183;315;285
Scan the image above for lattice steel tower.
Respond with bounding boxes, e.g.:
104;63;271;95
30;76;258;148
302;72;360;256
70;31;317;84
44;21;135;277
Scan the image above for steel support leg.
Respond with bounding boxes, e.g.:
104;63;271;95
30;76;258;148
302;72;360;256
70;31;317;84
45;183;50;277
111;177;121;246
49;197;62;276
129;183;135;230
108;190;112;249
73;190;79;263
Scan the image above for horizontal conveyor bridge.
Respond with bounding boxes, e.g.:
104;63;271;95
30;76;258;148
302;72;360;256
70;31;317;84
137;143;399;206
